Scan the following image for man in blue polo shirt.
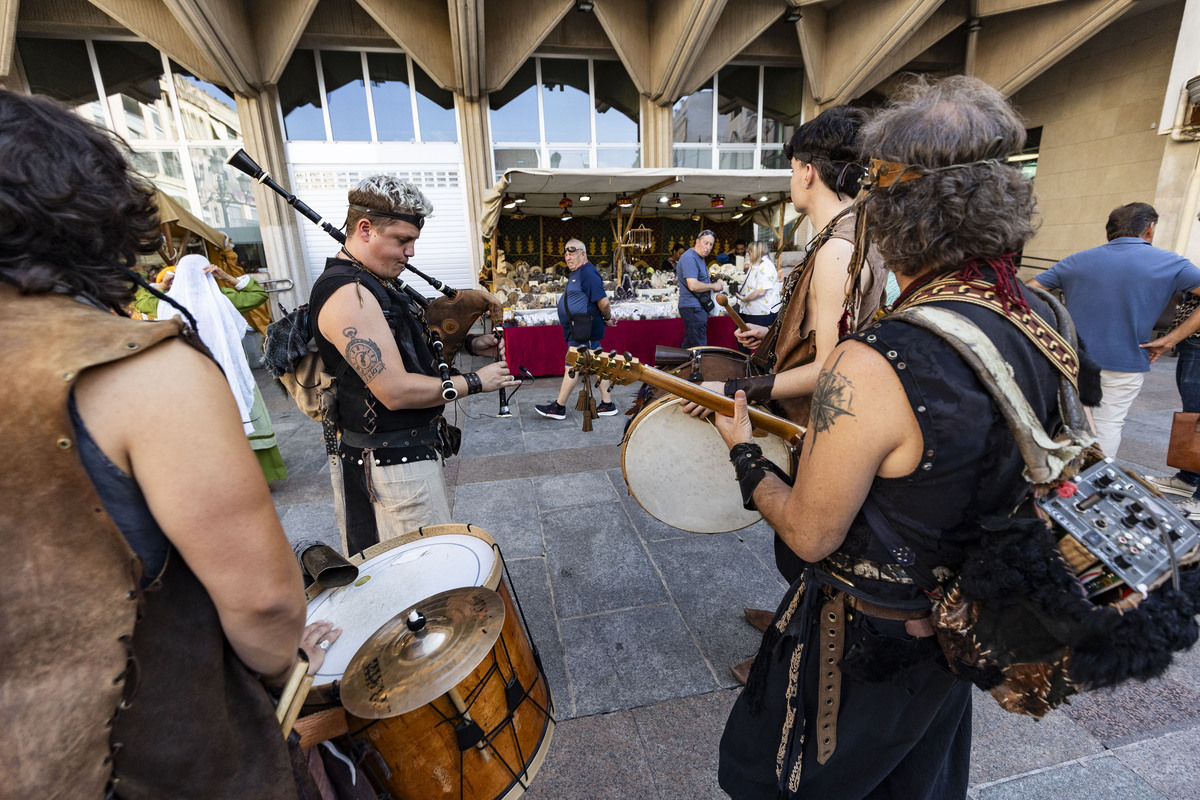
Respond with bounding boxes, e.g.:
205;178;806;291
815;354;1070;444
1030;202;1200;457
536;239;617;420
676;230;726;348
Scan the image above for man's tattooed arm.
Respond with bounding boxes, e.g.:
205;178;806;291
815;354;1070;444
343;326;386;383
808;350;855;452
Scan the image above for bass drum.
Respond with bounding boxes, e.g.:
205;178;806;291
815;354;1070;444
647;345;757;401
303;524;553;800
621;396;795;534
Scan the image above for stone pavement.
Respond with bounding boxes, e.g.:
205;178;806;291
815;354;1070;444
264;350;1200;800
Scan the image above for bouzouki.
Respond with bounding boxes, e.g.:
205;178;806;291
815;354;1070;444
567;346;802;533
565;347;804;447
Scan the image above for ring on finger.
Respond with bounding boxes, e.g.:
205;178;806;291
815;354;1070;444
318;639;331;651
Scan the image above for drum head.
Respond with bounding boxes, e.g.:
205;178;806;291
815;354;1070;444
621;396;793;534
306;533;497;684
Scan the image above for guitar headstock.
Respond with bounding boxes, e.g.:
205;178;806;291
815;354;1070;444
565;347;644;386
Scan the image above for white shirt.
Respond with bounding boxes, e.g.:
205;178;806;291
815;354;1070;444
740;256;781;315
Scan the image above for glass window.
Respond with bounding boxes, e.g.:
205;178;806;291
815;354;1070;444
540;59;590;143
760;147;788;170
189;145;259;230
593;60;639;143
170;62;239;141
672;80;713;144
17;37;102;123
719;150;756;170
278;50;326;141
547;148;589;169
367;52;415;142
413;63;458;142
596;148;641;169
489;60;538;142
761;66;804;146
321;50;370;141
93;41;175;141
673;147;711;168
130;148;185;189
717;65;759;144
494;148;540;174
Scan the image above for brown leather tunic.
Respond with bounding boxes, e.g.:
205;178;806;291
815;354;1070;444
755;211;886;422
0;287;295;799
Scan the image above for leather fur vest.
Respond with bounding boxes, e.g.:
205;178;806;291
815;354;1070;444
0;287;294;799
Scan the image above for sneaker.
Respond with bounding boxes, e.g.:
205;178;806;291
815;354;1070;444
1145;475;1198;498
535;401;567;420
1182;499;1200;521
596;401;619;416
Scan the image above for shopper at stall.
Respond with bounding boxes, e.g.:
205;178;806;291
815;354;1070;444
536;239;618;420
677;230;726;348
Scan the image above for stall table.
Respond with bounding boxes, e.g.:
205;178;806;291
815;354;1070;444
503;316;739;377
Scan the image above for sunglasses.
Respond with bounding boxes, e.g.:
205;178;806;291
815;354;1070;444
698;230;714;238
565;246;582;253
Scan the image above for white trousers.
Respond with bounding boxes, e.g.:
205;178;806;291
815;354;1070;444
329;454;452;555
1092;370;1145;458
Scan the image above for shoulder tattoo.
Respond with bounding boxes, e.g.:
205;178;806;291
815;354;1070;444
809;350;855;450
342;326;386;383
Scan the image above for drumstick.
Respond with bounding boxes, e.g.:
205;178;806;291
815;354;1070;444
280;674;314;739
715;294;749;332
276;658;313;736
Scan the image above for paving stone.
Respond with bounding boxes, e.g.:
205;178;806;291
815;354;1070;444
973;754;1167;800
1114;727;1200;800
451;478;544;560
458;423;529;458
521;710;658;800
969;690;1104;784
268;472;336;508
1061;677;1200;745
541;501;668;619
631;690;737;800
456;451;558;485
534;469;619;511
279;500;340;550
646;534;789;686
1163;642;1200;696
560;604;717;717
505;556;574;721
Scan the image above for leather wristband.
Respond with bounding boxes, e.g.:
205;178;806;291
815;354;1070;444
730;442;792;511
724;374;776;404
464;372;483;395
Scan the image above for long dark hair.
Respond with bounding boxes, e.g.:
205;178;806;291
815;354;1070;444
0;90;162;308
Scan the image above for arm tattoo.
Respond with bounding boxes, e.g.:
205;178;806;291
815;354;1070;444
342;327;386;383
808;350;855;452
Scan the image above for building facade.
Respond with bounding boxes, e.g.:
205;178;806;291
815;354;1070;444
3;0;1197;310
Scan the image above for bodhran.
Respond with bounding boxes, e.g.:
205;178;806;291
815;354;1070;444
621;396;794;534
648;346;755;403
304;524;554;800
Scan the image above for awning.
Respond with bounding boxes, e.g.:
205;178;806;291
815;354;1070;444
481;168;800;240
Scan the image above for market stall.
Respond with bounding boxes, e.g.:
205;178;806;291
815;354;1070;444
481;168;800;376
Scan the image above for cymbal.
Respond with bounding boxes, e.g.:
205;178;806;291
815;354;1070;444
339;586;505;719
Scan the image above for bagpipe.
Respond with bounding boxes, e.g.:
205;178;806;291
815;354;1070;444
226;149;513;406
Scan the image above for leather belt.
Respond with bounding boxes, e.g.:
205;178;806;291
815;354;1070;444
846;595;931;621
340;427;439;451
815;593;845;766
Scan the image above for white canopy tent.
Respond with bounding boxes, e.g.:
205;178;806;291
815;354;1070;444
481;168;801;245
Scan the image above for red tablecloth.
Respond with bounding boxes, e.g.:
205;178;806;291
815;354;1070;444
504;316;739;376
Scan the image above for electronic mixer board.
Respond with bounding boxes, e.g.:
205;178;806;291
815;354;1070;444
1037;458;1199;599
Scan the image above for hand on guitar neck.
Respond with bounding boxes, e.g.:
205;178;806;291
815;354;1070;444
564;347;804;448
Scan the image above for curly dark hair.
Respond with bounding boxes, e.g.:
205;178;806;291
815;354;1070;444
784;105;869;198
859;76;1038;277
0;90;161;308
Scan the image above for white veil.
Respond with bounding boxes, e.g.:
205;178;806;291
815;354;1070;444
159;254;256;434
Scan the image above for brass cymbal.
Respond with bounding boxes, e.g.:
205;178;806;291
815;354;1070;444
339;586;505;719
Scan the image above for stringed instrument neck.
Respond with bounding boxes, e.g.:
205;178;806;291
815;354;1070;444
566;347;804;447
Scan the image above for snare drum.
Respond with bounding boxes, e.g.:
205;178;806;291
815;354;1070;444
304;524;554;800
622;396;794;534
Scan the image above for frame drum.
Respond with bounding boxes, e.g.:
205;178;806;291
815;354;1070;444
304;524;554;800
621;396;794;534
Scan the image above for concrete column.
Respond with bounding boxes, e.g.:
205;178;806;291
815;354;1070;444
640;96;673;168
455;94;491;288
235;87;310;312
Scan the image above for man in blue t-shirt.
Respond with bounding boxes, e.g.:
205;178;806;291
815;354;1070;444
1030;202;1200;457
676;230;726;348
536;239;618;420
